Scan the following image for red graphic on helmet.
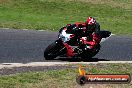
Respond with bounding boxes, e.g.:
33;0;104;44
86;17;96;25
86;17;96;31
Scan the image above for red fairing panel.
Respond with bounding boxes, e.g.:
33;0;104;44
63;43;74;57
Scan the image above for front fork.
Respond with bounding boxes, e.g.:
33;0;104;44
55;39;67;55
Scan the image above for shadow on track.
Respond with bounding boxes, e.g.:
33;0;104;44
52;57;110;62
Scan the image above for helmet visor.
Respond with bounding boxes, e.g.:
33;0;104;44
87;24;95;30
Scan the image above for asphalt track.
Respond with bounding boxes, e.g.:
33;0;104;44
0;29;131;63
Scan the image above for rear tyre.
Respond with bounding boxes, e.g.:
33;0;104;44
90;44;101;57
80;44;100;60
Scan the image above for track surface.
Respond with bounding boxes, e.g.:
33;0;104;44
0;29;131;63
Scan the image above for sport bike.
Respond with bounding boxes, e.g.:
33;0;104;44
44;27;111;60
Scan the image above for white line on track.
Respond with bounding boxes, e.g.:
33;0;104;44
38;30;45;31
22;29;28;30
22;29;46;31
0;61;132;69
111;33;115;35
2;28;10;30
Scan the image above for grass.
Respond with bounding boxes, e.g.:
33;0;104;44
0;63;132;88
0;0;132;35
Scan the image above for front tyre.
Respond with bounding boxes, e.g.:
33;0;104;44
44;42;64;60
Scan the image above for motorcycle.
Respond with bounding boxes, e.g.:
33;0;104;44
44;26;112;60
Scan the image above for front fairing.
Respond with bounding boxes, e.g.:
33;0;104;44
58;30;79;46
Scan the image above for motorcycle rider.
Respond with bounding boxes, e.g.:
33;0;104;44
62;17;101;57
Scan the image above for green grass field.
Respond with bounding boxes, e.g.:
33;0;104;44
0;0;132;35
0;64;132;88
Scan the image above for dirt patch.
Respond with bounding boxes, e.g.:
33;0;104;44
0;65;75;75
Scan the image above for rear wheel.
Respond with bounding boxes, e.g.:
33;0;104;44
44;42;65;60
80;44;100;59
90;44;101;57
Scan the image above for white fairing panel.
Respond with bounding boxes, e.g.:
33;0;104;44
59;30;73;42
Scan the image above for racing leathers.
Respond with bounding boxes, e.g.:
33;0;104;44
60;22;101;57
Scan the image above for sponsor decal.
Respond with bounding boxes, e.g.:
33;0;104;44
76;65;131;85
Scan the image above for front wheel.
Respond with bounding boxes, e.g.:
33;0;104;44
44;42;65;60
